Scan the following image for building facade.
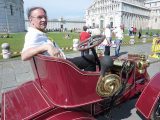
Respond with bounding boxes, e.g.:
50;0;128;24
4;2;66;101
1;0;159;33
25;17;85;32
85;0;160;30
145;0;160;29
0;0;25;33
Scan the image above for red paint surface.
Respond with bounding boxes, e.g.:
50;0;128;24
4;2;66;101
1;54;150;120
136;72;160;119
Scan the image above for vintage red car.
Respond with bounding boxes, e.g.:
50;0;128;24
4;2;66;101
1;35;150;120
135;37;160;120
136;72;160;120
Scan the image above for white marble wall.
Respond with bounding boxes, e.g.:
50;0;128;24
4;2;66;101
25;20;85;31
86;0;159;30
145;0;160;29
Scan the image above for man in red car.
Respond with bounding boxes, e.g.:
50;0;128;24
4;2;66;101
21;7;96;71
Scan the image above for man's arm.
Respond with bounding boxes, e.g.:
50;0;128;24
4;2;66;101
21;44;60;61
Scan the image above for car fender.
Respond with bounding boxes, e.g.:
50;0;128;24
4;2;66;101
136;72;160;119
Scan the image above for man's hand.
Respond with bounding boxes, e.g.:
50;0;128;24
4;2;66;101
45;44;64;58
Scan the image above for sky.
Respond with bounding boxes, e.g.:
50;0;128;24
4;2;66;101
23;0;92;20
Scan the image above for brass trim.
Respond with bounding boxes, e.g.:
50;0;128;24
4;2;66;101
96;74;121;97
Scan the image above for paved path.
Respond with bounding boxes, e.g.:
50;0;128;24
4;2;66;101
0;43;160;120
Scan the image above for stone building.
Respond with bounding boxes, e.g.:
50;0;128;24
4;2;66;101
145;0;160;29
0;0;25;33
25;17;85;32
85;0;160;30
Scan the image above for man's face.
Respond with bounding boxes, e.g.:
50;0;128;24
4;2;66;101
29;9;47;31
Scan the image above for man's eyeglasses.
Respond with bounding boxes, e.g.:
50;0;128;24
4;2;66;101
31;16;47;20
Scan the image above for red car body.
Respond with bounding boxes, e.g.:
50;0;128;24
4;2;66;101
1;54;150;120
136;72;160;120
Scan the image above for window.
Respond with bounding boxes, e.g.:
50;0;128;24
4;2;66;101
155;18;157;23
20;8;22;16
154;2;157;6
10;5;13;15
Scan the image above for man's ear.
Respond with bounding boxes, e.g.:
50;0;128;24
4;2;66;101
29;17;32;22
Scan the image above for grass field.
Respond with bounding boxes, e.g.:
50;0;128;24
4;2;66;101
0;32;79;52
0;32;79;59
0;31;154;59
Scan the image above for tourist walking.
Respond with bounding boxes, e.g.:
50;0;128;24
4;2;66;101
79;26;91;56
103;24;112;56
113;25;124;57
133;27;137;36
138;27;142;39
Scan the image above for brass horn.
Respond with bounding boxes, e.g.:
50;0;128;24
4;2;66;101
96;74;121;97
136;54;150;74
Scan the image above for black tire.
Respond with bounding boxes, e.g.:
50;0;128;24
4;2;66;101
151;99;160;120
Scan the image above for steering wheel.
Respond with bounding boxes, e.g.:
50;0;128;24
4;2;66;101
77;35;105;51
78;35;105;70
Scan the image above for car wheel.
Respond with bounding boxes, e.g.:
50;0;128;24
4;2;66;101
151;99;160;120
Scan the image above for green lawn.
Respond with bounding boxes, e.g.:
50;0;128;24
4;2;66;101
0;33;25;53
47;32;79;48
0;32;80;59
0;31;155;59
0;32;79;52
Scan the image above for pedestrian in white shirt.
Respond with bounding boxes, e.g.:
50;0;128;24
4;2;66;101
102;24;112;56
113;25;124;57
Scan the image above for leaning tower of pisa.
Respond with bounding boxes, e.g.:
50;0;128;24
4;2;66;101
0;0;25;33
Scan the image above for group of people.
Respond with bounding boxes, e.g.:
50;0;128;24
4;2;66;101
128;26;142;39
79;24;124;57
128;26;137;36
